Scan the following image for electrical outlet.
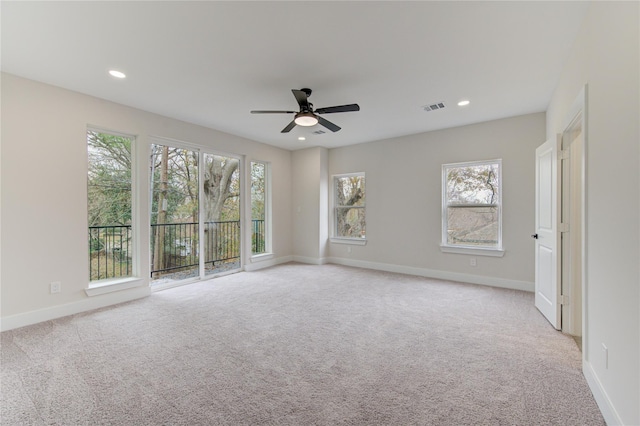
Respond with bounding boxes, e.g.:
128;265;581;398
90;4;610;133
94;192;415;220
347;246;352;253
469;257;477;267
50;281;61;294
602;343;608;369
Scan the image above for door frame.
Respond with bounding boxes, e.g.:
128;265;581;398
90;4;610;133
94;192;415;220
560;86;588;357
560;111;583;337
199;148;245;278
148;136;203;289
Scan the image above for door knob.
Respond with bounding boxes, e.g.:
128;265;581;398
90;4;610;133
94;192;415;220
531;233;539;239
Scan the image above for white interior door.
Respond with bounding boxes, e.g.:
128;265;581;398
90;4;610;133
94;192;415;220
534;135;561;329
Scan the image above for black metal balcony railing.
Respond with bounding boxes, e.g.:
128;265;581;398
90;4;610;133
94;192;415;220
89;225;132;281
150;221;200;277
252;219;266;254
88;220;265;281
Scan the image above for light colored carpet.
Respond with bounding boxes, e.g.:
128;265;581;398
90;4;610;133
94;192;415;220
1;263;604;425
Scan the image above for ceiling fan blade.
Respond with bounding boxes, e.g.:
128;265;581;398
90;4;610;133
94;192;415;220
315;104;360;114
317;116;341;132
251;110;296;114
281;120;297;133
292;89;310;110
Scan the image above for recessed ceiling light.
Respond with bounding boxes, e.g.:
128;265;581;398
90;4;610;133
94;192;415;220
298;137;306;141
108;70;126;79
458;100;470;106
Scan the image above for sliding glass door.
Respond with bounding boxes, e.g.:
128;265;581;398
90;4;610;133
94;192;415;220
150;143;200;285
150;143;242;286
202;153;241;277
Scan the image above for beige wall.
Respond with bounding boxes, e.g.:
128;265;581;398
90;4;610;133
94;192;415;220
291;146;329;262
546;2;639;424
1;73;292;324
328;113;545;288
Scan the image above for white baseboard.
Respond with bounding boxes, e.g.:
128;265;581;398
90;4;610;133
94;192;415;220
583;360;623;425
327;257;534;292
291;255;328;265
0;286;151;332
244;255;293;271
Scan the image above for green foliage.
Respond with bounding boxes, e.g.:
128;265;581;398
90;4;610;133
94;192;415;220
251;162;265;220
150;145;199;225
87;131;132;227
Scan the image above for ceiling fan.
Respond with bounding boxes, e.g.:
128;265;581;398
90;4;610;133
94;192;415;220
251;88;360;133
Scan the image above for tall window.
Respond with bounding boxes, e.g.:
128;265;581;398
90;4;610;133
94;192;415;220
333;173;366;240
251;161;269;255
87;130;134;282
442;160;501;250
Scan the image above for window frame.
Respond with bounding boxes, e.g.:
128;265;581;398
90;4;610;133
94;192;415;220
440;159;504;257
86;127;140;290
331;172;367;245
250;160;272;259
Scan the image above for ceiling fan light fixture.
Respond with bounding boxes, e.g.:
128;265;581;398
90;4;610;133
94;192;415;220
294;112;318;127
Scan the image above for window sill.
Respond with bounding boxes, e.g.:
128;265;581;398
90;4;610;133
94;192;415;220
85;277;144;297
330;238;367;246
251;253;274;262
440;245;505;257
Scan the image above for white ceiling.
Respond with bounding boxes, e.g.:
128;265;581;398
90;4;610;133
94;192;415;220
1;1;589;151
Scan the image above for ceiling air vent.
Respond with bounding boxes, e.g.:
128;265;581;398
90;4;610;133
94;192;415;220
422;102;446;112
312;129;326;135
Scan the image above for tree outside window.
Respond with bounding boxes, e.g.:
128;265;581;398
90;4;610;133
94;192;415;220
251;161;268;255
334;173;366;239
443;160;501;249
87;130;134;281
